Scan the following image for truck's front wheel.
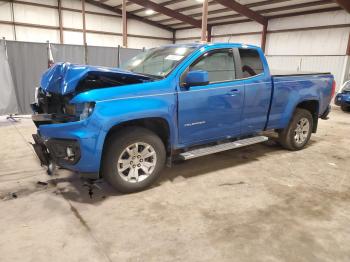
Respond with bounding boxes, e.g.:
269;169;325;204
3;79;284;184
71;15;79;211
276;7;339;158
278;108;313;151
102;127;166;193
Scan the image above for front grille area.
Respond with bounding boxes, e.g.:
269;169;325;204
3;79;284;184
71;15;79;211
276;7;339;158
31;88;77;126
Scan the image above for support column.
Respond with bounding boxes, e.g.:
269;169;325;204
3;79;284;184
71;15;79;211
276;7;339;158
347;31;350;56
82;0;88;64
82;0;87;45
122;0;127;47
261;22;268;53
340;32;350;86
172;30;176;44
207;25;212;42
201;0;208;42
58;0;63;44
10;0;16;40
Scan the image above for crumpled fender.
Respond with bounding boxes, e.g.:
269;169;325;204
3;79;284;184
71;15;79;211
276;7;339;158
40;62;150;95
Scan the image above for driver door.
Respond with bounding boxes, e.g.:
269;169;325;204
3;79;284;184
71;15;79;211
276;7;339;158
177;48;244;146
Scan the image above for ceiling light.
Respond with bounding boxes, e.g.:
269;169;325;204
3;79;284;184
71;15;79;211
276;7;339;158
196;0;204;2
175;47;187;55
145;9;155;15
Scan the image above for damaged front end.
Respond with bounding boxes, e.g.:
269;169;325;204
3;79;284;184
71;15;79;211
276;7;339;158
31;62;153;175
31;62;151;127
32;134;80;175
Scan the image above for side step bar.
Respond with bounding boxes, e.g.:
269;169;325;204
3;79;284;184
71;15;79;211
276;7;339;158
179;136;268;160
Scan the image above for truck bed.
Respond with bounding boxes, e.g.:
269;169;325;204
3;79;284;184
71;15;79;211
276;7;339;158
266;72;334;131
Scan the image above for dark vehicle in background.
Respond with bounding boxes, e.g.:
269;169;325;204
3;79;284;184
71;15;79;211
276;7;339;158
335;80;350;112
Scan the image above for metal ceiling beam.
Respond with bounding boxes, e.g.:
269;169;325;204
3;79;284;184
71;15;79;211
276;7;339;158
214;0;267;25
156;0;291;24
148;1;218;19
175;5;340;30
127;0;202;28
267;6;341;19
85;0;173;31
207;6;341;28
208;0;333;23
129;0;187;15
114;1;133;9
333;0;350;13
170;0;334;28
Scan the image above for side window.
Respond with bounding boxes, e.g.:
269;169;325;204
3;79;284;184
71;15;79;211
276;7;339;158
239;48;264;78
190;49;236;83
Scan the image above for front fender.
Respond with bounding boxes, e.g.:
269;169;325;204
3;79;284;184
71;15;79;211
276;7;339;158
93;93;178;148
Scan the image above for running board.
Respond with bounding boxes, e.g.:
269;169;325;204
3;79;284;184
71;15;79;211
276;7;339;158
179;136;268;160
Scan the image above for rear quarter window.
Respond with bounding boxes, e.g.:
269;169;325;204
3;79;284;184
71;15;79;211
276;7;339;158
239;48;264;78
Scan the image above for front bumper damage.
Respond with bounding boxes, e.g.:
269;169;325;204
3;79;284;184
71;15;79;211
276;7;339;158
32;132;102;198
32;134;81;174
31;116;103;180
33;134;81;165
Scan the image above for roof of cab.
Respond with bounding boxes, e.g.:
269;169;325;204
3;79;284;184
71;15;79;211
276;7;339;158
159;42;260;50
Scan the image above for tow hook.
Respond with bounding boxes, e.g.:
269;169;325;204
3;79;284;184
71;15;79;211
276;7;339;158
47;161;56;176
83;179;102;199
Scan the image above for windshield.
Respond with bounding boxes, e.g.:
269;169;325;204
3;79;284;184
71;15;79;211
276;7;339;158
121;46;196;78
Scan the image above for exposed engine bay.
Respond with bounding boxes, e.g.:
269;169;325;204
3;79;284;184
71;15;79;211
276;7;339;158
31;63;153;126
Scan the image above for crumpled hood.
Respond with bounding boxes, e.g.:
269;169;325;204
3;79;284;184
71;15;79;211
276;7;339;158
40;62;151;95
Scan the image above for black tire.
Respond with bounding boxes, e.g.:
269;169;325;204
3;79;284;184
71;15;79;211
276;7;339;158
101;127;166;193
341;104;350;112
278;108;313;151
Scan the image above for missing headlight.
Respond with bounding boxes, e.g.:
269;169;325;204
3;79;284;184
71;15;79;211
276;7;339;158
75;102;95;121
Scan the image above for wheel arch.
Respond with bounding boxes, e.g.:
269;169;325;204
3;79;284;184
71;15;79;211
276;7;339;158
102;117;172;156
295;100;319;133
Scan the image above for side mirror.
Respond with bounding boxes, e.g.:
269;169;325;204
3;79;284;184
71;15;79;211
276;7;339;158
184;70;209;87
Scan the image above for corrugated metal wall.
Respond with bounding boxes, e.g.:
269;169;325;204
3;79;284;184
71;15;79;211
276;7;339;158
0;0;172;49
0;40;143;115
175;10;350;87
266;56;346;89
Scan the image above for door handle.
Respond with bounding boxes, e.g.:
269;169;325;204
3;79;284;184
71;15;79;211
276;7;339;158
226;89;240;96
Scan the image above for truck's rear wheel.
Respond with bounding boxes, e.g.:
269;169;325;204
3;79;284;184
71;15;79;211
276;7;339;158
278;108;313;151
102;127;166;193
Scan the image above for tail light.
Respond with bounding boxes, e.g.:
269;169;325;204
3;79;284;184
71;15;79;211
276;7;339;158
331;79;336;99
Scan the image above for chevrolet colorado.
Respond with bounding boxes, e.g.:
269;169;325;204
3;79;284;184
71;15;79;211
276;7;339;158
31;43;335;193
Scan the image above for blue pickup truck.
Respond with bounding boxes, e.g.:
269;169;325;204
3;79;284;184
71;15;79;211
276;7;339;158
31;43;335;193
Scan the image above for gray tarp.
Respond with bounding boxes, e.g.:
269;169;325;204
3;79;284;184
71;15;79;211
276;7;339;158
88;46;118;67
51;43;85;64
1;41;142;115
0;40;18;115
119;47;142;66
6;41;47;114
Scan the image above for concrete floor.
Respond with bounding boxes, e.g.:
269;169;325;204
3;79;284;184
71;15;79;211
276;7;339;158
0;108;349;262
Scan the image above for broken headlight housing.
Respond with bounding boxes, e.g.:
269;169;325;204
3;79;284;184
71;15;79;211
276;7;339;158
77;102;95;121
65;102;95;121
